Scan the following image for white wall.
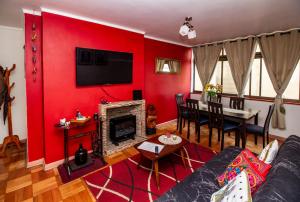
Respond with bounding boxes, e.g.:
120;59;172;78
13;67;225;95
0;25;27;143
191;93;300;139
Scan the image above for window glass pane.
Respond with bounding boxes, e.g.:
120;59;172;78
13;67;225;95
283;62;300;99
210;61;222;86
244;79;250;95
250;58;261;96
162;63;170;72
261;60;276;97
194;66;203;91
222;61;238;94
256;44;261;52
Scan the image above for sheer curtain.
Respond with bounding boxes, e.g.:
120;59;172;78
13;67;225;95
224;37;257;97
259;30;300;129
167;60;180;73
193;44;222;101
155;58;165;72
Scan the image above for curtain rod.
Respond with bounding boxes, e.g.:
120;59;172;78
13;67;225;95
193;28;300;48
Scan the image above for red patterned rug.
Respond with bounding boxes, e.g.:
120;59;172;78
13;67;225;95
84;143;217;202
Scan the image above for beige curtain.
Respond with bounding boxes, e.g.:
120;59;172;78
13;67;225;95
259;30;300;129
155;58;165;72
193;44;222;101
224;37;257;97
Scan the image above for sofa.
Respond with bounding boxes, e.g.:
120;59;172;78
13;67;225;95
156;135;300;202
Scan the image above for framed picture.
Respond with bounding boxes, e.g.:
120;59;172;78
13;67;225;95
155;57;181;74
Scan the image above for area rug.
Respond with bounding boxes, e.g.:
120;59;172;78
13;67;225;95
84;143;217;201
58;158;106;183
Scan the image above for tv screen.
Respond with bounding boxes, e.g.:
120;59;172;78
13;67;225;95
76;47;133;86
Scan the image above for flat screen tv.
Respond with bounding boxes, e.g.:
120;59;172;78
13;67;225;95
76;47;133;86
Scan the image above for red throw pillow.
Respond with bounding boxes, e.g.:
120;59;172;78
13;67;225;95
241;149;271;177
217;150;266;193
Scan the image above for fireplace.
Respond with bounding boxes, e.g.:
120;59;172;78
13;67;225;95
109;114;136;145
99;100;145;156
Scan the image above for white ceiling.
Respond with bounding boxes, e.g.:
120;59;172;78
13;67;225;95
0;0;300;46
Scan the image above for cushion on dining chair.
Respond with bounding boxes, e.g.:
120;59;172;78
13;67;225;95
223;121;240;132
197;117;209;125
245;124;264;135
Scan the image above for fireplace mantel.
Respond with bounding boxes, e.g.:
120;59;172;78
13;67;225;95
99;100;146;156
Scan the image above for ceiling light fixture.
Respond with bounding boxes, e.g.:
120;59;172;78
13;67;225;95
179;17;196;39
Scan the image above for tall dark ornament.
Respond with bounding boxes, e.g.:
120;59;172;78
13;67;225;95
75;144;88;165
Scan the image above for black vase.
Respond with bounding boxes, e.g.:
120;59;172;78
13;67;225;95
75;144;88;166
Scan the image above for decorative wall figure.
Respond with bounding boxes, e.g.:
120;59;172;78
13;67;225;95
146;104;157;135
31;20;38;81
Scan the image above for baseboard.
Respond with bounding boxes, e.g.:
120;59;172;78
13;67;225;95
44;159;65;171
27;158;44;168
156;119;177;128
43;150;93;171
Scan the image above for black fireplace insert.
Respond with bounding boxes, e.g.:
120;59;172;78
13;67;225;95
109;115;136;145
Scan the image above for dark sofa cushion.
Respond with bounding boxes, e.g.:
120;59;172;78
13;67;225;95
253;135;300;202
156;146;242;202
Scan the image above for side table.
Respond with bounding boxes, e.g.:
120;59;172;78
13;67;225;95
55;115;104;176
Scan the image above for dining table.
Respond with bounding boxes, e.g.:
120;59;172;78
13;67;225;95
179;101;260;149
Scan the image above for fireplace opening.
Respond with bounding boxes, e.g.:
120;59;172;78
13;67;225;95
109;115;136;146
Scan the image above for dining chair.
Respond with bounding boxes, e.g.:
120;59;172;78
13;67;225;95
227;96;245;137
207;101;240;150
186;99;209;142
175;93;188;130
229;96;245;110
245;104;275;147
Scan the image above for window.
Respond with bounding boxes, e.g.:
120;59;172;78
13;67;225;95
162;63;170;72
194;67;203;91
193;46;300;101
283;64;299;99
155;58;181;74
222;61;238;94
210;61;221;86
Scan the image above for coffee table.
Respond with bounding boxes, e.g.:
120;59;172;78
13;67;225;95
135;135;189;189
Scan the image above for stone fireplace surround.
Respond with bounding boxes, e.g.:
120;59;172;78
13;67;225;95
99;100;146;156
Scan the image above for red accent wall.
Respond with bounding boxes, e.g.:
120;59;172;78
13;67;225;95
42;12;145;163
144;39;191;124
25;12;191;164
24;14;44;162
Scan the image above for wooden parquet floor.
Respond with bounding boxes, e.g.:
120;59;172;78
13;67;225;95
0;121;281;202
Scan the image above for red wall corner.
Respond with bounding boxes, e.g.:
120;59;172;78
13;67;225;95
144;39;192;124
24;14;44;162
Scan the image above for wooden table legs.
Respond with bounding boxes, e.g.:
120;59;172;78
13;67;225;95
180;149;186;168
153;149;187;189
154;160;159;189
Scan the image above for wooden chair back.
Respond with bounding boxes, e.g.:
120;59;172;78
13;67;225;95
263;104;275;134
229;96;245;110
175;93;184;115
186;99;200;121
207;101;224;129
